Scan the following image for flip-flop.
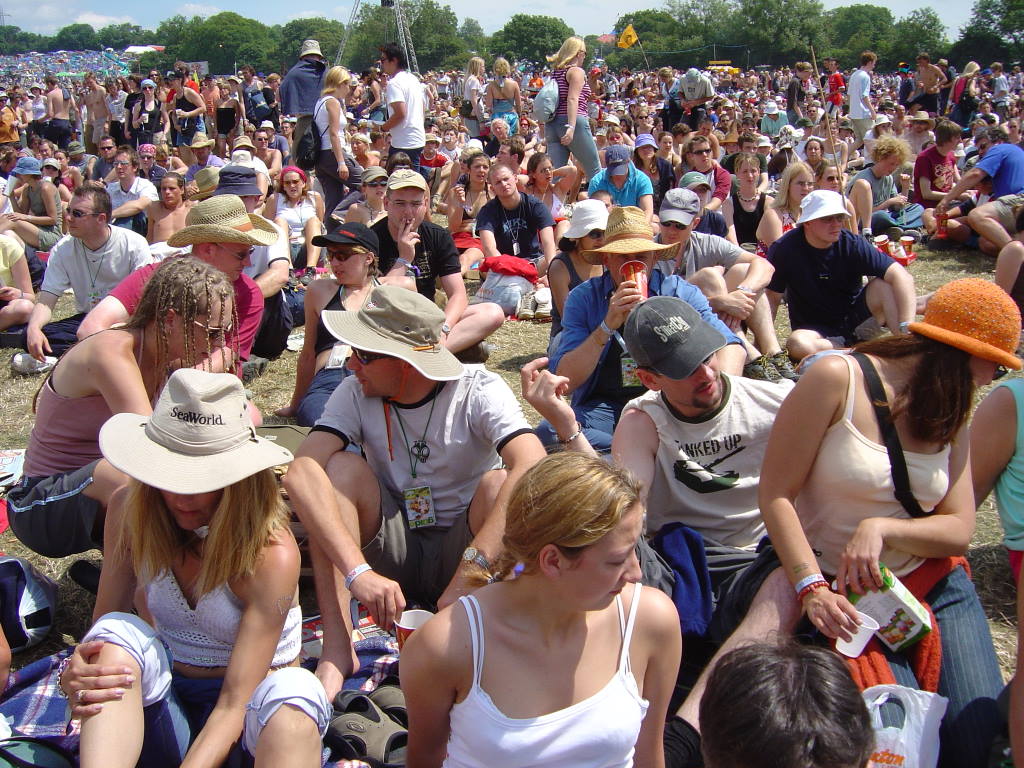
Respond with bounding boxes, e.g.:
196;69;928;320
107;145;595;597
368;675;407;727
326;690;407;766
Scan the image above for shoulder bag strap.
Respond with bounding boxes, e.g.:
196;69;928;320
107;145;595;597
851;352;930;518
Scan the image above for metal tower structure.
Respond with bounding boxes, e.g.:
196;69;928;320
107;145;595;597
335;0;419;75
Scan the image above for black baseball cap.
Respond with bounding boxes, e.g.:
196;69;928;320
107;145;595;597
312;222;379;254
623;297;726;379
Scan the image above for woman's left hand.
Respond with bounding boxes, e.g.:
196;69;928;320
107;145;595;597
837;517;886;595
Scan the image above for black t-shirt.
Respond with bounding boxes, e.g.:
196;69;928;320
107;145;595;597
767;227;893;332
476;193;554;261
695;210;728;238
786;78;805;111
721;152;767;174
372;217;462;298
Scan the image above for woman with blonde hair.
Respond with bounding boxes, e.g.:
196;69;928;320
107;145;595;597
756;160;814;248
485;57;523;135
8;257;235;564
403;451;680;768
314;65;358;219
462;56;486;139
60;367;329;768
545;36;601;183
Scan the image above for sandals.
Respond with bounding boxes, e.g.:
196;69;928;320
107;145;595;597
326;689;407;767
368;675;407;728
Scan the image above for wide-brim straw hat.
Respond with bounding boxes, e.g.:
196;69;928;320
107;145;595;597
190;166;220;201
581;206;679;265
909;111;935;128
100;369;293;494
321;284;463;381
188;132;215;149
167;194;279;247
909;278;1022;369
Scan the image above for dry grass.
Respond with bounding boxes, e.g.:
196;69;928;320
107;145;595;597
1;243;1020;681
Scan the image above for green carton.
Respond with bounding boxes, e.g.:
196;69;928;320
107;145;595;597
845;564;932;652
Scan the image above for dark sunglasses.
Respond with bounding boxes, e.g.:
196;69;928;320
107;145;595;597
364;180;388;187
586;228;605;239
691;148;712;155
661;220;689;230
68;208;100;219
350;348;390;365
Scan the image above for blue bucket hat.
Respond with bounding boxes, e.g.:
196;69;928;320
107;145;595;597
12;157;41;177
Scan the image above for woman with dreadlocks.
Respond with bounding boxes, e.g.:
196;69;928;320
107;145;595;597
7;257;235;564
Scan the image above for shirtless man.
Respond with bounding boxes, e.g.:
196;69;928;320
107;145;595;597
146;172;192;244
82;72;109;156
908;52;948;116
44;76;74;150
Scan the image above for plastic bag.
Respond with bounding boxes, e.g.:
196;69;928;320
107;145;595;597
863;684;947;768
475;272;534;315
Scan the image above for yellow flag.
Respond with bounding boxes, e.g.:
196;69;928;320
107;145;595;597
617;24;639;49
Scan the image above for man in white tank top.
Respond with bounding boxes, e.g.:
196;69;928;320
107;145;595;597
522;296;802;751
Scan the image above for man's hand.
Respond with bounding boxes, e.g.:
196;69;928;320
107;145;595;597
710;289;756;321
337;161;349;181
0;286;22;302
349;570;405;631
397;217;420;262
604;279;643;331
889;194;907;209
26;326;51;361
520;357;575;437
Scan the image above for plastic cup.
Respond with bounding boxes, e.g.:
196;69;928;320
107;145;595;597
395;608;433;650
620;260;649;299
900;236;915;257
836;611;881;658
873;234;890;255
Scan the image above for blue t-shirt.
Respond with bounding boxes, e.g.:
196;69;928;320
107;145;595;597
587;166;654;208
476;193;554;260
766;227;893;332
696;210;728;238
976;143;1024;199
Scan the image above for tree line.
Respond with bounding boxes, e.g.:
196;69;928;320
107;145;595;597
0;0;1018;77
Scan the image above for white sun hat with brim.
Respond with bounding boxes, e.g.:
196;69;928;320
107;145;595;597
321;285;463;381
99;369;293;494
167;195;279;247
797;190;849;224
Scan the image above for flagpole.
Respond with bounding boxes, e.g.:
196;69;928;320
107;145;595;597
636;39;650;70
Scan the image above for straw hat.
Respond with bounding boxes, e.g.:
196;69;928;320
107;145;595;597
909;111;935;128
167;194;279;247
190;167;220;201
188;132;215;149
100;369;293;494
909;278;1022;369
321;285;463;381
233;135;255;151
581;206;679;265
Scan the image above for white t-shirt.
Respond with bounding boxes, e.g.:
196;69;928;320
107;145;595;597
106;177;158;214
315;365;531;526
848;68;872;119
41;226;153;312
625;374;793;548
244;220;290;280
386;69;426;150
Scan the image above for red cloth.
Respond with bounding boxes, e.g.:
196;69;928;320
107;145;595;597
479;254;539;281
0;498;8;535
109;260;264;369
913;145;957;209
828;72;846;106
708;163;732;203
842;556;968;693
419;152;449;169
452;231;482;252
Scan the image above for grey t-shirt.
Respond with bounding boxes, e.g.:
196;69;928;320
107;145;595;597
41;226;153;312
654;231;744;278
848;167;895;208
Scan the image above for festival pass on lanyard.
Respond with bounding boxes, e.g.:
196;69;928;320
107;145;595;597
386;396;439;529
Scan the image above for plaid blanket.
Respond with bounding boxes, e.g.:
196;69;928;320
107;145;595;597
1;638;400;767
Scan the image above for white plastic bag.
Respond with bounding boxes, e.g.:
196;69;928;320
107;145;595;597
475;272;534;315
863;684;948;768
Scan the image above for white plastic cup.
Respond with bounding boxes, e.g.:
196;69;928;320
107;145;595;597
395;608;434;650
836;611;881;658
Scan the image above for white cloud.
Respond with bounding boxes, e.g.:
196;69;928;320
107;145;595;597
177;2;220;17
75;11;136;28
286;10;321;20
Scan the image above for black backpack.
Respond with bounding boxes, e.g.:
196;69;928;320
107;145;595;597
295;100;326;172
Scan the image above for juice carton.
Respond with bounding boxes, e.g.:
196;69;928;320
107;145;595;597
843;564;932;652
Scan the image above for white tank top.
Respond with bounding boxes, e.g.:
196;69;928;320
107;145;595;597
276;193;317;243
145;568;302;668
315;95;349;152
444;584;649;768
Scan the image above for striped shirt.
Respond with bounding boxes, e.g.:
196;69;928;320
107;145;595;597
553;67;592;118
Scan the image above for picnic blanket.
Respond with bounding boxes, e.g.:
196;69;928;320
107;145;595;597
0;637;400;767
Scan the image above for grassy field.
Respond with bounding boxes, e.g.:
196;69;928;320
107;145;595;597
1;239;1019;680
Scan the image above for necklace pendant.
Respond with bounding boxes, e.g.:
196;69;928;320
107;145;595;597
412;440;430;462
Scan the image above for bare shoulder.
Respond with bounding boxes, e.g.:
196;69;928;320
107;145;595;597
401;596;472;676
632;584;680;638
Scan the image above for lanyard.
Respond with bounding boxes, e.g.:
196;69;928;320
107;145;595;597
387;387;440;479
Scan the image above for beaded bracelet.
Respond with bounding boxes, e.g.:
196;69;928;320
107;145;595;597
794;573;826;595
797;581;830;603
559;423;583;445
55;654;72;699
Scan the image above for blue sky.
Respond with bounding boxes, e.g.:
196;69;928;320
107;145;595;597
11;0;972;43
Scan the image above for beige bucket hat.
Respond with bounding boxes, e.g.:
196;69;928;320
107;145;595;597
190;166;220;201
188;132;215;149
321;284;463;381
99;369;293;494
167;194;279;247
581;206;679;265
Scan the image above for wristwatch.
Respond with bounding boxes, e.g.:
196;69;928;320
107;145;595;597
462;546;490;570
441;322;452;336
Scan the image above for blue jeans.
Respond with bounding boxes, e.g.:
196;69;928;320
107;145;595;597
535;397;624;453
882;566;1002;768
871;203;925;232
297;366;347;427
544;114;601;184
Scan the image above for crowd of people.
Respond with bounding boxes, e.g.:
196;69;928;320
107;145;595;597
0;31;1024;768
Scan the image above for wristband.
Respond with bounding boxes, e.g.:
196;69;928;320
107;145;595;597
56;654;72;699
344;563;373;590
599;320;615;336
797;581;830;602
794;573;827;595
559;422;583;445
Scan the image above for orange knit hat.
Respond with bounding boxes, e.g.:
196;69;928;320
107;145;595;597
909;278;1022;369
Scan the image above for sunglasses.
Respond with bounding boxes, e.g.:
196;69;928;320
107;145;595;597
140;154;155;160
661;220;689;230
68;208;100;219
994;366;1009;380
99;146;115;151
691;148;712;155
220;245;254;260
585;228;605;239
113;160;131;166
365;180;388;187
351;348;390;365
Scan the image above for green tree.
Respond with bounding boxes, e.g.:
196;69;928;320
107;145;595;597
458;18;488;55
733;0;828;65
96;24;152;51
176;12;275;73
489;14;574;66
664;0;738;48
403;0;466;71
948;26;1010;68
51;23;100;52
276;17;345;69
823;4;893;66
961;0;1024;61
886;8;949;67
605;10;685;69
0;26;51;55
340;3;392;72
